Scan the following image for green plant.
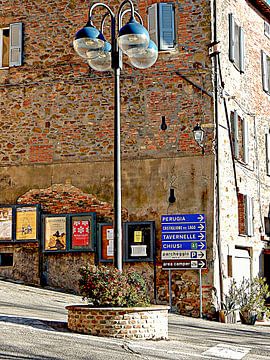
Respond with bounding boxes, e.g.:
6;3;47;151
222;279;238;315
79;265;150;307
237;277;270;316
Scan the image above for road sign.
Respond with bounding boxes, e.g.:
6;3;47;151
161;213;207;270
161;214;205;223
162;241;206;251
162;232;205;241
162;259;207;269
161;250;206;260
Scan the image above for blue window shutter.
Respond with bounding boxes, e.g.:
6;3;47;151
239;27;245;73
229;13;235;62
158;3;175;51
148;4;158;46
262;51;269;93
232;110;239;158
9;22;23;67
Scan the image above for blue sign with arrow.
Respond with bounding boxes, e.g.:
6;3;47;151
162;241;206;251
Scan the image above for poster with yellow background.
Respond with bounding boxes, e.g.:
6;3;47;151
16;207;37;240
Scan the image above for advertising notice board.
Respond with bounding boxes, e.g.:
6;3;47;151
161;213;207;270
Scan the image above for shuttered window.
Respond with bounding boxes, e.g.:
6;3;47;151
148;3;175;51
265;132;270;175
230;110;249;163
229;14;245;73
262;51;270;94
0;22;23;68
238;194;254;236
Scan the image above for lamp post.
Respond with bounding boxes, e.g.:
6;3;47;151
73;0;158;271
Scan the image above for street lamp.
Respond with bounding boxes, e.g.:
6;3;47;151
73;0;158;271
192;123;205;154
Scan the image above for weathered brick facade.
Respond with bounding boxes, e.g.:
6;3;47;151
1;0;269;318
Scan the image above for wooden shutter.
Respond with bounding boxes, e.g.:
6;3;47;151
158;3;175;50
262;51;269;93
0;29;3;68
148;4;158;46
238;193;245;234
239;27;245;73
231;110;239;158
266;132;270;175
229;13;235;62
242;118;249;164
245;196;254;236
9;22;23;67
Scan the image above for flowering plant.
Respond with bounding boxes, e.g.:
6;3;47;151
79;265;150;307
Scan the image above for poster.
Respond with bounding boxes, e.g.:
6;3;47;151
0;208;12;240
72;218;90;248
44;217;66;251
16;207;37;240
100;224;114;261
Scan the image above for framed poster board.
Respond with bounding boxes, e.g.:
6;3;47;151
15;205;39;241
0;207;13;241
98;223;114;262
70;214;96;251
44;216;67;251
124;221;155;262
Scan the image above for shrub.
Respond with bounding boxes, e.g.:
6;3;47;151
79;265;150;307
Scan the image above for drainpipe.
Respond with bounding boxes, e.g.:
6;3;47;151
212;0;224;306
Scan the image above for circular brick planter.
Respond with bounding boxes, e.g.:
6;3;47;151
66;304;169;339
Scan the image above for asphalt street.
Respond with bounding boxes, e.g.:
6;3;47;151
0;280;270;360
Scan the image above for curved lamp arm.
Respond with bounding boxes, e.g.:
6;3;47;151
89;2;115;21
120;9;143;28
117;0;135;31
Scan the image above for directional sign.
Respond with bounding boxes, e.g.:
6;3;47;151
162;259;207;269
162;241;206;251
162;232;205;241
161;213;207;270
161;214;205;223
161;250;206;260
162;223;206;232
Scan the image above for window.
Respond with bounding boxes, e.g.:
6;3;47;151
265;131;270;175
0;253;13;266
230;110;249;163
229;14;245;72
0;22;23;68
265;21;270;38
238;193;254;236
148;3;175;51
262;51;270;94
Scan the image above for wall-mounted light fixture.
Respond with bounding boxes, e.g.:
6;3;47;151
192;123;205;154
160;115;167;131
168;188;176;203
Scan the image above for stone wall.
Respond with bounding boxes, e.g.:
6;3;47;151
66;305;169;339
0;0;216;316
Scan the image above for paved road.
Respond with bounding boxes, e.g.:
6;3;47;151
0;280;270;360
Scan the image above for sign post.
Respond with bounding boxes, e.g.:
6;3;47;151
161;214;207;317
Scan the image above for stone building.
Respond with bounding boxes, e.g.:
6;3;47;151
0;0;269;317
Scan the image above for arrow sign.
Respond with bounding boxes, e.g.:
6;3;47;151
161;214;205;223
162;259;207;269
162;232;205;241
162;223;205;232
162;241;206;251
162;250;206;260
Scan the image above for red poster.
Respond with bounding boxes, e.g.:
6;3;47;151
72;220;90;247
